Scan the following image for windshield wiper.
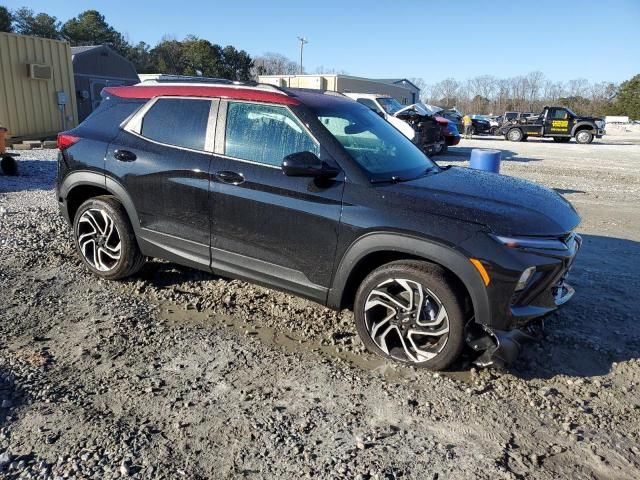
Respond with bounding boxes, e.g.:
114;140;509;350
370;176;406;184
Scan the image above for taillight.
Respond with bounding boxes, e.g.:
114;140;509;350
57;132;80;151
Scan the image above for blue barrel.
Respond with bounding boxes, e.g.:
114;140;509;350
469;149;501;173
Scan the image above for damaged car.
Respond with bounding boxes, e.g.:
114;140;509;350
344;93;446;155
57;78;581;370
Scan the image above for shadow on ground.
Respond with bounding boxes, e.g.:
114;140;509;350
0;159;56;193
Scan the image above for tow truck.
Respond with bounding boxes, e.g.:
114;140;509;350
497;106;605;144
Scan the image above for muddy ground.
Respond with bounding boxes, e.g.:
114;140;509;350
1;132;639;479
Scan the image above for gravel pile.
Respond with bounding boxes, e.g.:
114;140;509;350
1;143;639;479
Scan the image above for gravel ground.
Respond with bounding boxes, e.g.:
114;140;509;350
1;132;639;479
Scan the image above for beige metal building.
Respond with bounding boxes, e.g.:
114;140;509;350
258;74;419;105
0;32;78;141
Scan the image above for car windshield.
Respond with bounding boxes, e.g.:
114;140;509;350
376;97;404;115
312;101;437;181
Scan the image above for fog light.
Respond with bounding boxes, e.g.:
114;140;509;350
515;267;536;291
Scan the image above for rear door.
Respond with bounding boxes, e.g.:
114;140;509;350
106;96;217;268
209;100;344;302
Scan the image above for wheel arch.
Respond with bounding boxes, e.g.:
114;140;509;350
571;122;596;136
59;171;141;233
328;233;491;326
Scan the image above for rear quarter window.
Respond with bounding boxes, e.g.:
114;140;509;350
141;98;211;151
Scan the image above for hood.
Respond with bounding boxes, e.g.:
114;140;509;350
394;102;441;117
385;167;580;236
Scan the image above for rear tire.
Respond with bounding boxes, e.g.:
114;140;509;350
575;130;594;144
73;196;145;280
354;261;466;371
507;128;524;142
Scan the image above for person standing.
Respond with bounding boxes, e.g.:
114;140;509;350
462;114;473;139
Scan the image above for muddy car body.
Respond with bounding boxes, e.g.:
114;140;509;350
56;78;581;370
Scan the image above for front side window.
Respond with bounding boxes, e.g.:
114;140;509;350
225;102;319;167
550;109;569;120
141;98;211;151
313;101;436;180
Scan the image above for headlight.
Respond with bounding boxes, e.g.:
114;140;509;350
491;234;568;251
595;120;605;128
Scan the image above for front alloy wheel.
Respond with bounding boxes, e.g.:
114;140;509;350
364;278;450;363
354;261;465;370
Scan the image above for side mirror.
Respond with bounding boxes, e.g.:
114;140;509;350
282;151;340;178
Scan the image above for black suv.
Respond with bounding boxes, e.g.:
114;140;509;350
56;78;581;370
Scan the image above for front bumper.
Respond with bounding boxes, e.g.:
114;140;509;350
596;128;605;138
444;134;461;146
461;232;581;367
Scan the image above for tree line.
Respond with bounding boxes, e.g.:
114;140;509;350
410;73;638;118
0;6;255;81
1;6;637;118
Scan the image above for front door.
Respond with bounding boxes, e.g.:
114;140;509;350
106;97;216;268
209;100;344;302
546;107;574;136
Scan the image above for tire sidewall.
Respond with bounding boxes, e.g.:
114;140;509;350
73;197;139;280
575;130;593;144
508;128;523;142
353;262;465;370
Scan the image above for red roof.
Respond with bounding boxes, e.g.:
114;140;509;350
103;85;300;106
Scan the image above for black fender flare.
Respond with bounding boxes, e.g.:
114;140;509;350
571;122;596;136
327;233;491;326
58;171;141;235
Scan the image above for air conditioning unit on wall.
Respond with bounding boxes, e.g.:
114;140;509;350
27;63;52;80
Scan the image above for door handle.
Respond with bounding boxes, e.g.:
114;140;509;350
114;149;137;162
214;170;245;185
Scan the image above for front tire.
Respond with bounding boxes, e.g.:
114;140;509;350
507;128;524;142
354;261;465;371
575;130;594;144
73;196;145;280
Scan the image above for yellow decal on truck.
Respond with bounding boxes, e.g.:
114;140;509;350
551;120;569;130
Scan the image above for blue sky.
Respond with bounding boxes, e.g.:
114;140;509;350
5;0;639;83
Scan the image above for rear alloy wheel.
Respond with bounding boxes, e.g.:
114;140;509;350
354;261;465;370
74;196;145;280
575;130;594;144
507;128;524;142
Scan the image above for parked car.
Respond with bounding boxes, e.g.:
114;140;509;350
497;106;605;143
436;116;460;152
440;109;491;135
343;93;445;155
56;78;581;370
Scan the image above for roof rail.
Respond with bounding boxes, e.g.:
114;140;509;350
141;75;237;85
138;75;291;96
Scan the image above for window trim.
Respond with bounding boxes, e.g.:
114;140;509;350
216;99;320;169
122;96;218;154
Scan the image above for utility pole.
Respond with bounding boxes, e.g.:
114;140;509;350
297;36;308;74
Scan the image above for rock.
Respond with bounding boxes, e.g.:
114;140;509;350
0;451;11;468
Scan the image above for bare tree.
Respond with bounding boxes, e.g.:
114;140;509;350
434;78;460;108
252;52;299;78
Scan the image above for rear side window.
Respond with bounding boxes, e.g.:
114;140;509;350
224;102;319;167
141;98;211;151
